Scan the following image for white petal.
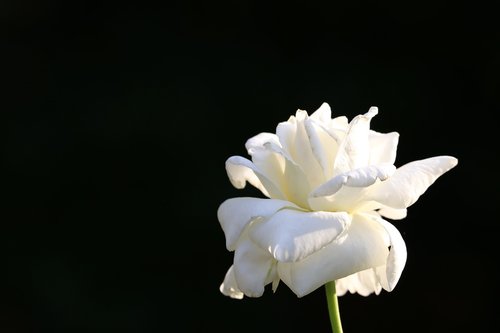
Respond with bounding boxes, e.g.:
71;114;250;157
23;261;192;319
245;132;282;155
356;269;383;295
225;156;285;199
309;164;395;212
293;117;325;188
310;102;332;123
233;235;275;298
369;131;399;165
375;217;407;291
246;133;313;207
276;116;297;159
321;115;349;143
220;265;244;299
257;142;311;208
354;201;407;220
250;209;351;262
374;264;389;291
378;206;407;220
336;268;383;297
366;156;458;209
272;276;280;293
218;197;299;251
305;118;339;180
330;115;349;129
245;133;288;197
335;212;407;295
265;261;280;288
333;107;378;175
273;118;314;207
277;213;389;297
311;164;396;198
295;109;309;121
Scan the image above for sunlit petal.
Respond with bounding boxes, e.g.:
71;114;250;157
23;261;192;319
333;107;378;175
310;102;332;123
250;209;351;262
294;117;325;188
220;265;244;299
305;118;338;180
375;216;407;291
311;163;395;198
369;131;399;165
336;268;383;296
233;234;275;298
218;197;299;251
277;213;389;297
378;206;407;220
245;133;288;196
225;156;285;199
367;156;458;209
245;132;282;154
276;115;297;159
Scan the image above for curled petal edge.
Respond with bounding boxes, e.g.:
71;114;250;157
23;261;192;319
218;197;299;251
366;156;458;209
225;156;285;199
250;209;351;262
311;164;396;198
220;265;244;299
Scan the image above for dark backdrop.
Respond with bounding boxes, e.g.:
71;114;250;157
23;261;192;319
2;1;498;332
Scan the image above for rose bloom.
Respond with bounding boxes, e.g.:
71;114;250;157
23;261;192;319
218;103;457;299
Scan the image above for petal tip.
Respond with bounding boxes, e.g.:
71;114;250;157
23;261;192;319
319;102;331;110
367;106;378;117
448;156;459;168
437;155;459;172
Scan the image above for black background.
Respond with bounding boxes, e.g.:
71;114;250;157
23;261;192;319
2;1;498;332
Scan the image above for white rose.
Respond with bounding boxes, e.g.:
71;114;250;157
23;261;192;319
218;103;457;299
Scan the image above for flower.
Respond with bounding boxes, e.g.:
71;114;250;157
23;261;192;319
218;103;457;299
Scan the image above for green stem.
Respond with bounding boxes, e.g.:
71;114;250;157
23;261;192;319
325;281;343;333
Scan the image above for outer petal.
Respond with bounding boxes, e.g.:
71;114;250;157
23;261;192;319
333;107;378;176
233;234;275;298
336;268;383;297
375;217;407;291
336;215;407;295
366;156;458;209
218;197;299;251
245;132;282;155
277;213;389;297
245;133;288;197
378;206;407;220
250;209;351;262
220;265;244;299
369;131;399;165
356;201;408;220
225;156;285;199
